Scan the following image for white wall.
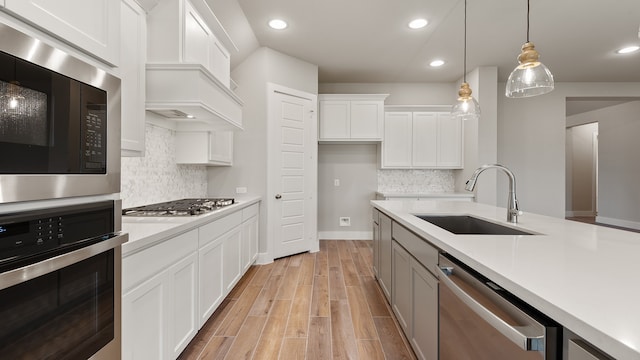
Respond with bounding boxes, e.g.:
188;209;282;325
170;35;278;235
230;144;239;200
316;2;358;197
566;101;640;228
497;83;640;218
207;47;318;258
565;122;598;216
317;144;378;239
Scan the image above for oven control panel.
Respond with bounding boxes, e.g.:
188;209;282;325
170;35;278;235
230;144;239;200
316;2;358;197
0;201;114;272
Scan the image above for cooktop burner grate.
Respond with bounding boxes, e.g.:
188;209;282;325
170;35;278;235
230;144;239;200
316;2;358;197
122;198;235;216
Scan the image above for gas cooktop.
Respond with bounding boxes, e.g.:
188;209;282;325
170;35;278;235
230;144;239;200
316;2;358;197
122;198;235;216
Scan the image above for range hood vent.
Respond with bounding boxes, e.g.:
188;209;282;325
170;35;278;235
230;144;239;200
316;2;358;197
145;63;243;131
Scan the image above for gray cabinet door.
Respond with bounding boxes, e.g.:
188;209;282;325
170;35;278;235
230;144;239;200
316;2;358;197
378;212;392;301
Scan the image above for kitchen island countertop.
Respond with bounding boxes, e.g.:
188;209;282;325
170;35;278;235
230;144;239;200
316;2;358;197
372;199;640;360
121;196;261;256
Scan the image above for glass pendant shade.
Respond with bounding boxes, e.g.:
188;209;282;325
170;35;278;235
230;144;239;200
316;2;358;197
452;82;480;121
505;44;554;98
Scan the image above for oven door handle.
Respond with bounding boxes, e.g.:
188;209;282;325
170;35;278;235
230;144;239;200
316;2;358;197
0;232;128;291
437;265;545;352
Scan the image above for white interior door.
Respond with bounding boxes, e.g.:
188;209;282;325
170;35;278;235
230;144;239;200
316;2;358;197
267;83;318;259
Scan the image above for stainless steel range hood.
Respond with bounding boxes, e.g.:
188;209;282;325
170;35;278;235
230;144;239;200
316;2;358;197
145;63;243;131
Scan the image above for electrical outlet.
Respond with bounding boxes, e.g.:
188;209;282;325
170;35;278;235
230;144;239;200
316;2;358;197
339;217;351;227
235;187;247;194
334;179;340;187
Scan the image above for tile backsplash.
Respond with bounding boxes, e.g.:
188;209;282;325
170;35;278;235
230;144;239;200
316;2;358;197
377;169;454;193
121;123;207;208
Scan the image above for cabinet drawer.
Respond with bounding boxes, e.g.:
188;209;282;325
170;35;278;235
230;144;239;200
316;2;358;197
392;223;439;275
242;203;259;221
568;340;613;360
123;229;198;291
199;211;242;246
372;208;379;223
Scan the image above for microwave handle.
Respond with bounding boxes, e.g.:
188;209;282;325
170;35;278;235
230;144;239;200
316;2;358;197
437;265;545;351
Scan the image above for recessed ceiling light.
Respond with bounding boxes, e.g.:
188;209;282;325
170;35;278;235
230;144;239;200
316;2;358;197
268;19;288;30
616;45;639;54
408;18;428;29
429;59;445;67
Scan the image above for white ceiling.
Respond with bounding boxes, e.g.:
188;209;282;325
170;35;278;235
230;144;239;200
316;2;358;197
208;0;640;84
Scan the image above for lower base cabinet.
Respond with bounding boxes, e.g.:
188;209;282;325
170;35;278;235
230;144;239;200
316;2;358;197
123;202;260;360
378;212;392;301
122;230;199;360
391;240;438;360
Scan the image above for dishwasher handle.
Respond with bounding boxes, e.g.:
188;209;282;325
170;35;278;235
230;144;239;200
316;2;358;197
437;265;545;352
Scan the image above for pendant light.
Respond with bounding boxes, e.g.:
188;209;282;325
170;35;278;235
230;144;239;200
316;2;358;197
451;0;480;121
505;0;554;98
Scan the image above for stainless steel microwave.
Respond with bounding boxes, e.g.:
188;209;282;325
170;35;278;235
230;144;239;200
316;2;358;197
0;23;121;203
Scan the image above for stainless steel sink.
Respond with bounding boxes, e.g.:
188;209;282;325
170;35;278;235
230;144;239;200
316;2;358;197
415;215;535;235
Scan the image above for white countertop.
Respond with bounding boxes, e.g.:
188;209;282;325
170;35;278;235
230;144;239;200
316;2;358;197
372;199;640;360
376;191;475;199
121;196;261;256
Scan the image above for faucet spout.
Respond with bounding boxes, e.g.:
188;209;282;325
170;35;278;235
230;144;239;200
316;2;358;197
465;164;522;223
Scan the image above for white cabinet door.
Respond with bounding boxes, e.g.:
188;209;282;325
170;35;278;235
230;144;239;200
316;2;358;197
350;101;383;139
120;0;146;156
198;237;224;327
176;131;233;166
437;113;463;168
4;0;120;65
412;112;438;167
147;0;231;87
122;272;167;360
167;253;198;359
183;1;211;68
382;112;413;168
319;100;350;139
382;111;463;169
411;258;438;360
392;241;412;336
241;212;259;272
208;131;233;165
223;227;242;293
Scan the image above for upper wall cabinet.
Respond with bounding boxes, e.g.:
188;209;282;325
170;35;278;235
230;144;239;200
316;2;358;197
318;94;389;142
145;0;243;130
147;0;230;87
2;0;120;66
381;111;463;169
120;0;147;157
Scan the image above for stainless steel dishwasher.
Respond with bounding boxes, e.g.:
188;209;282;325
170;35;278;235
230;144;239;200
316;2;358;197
437;253;562;359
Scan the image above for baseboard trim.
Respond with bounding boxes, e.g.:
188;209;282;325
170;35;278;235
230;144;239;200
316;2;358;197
595;216;640;231
318;231;373;240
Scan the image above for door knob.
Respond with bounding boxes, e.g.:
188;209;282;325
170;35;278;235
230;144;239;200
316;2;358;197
275;194;282;199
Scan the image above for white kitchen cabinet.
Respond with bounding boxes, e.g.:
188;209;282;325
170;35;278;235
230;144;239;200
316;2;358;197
147;0;230;87
122;229;199;360
3;0;120;66
241;204;259;272
198;210;243;326
175;131;233;166
120;0;147;156
382;111;463;169
318;94;388;141
378;212;392;302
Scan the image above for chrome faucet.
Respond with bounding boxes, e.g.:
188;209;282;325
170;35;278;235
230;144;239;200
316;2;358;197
465;164;523;223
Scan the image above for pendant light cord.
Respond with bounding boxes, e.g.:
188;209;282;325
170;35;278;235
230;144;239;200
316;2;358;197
463;0;467;82
526;0;530;42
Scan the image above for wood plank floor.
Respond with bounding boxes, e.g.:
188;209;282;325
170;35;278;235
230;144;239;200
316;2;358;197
179;240;416;360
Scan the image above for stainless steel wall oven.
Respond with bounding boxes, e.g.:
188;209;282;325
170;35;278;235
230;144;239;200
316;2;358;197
0;23;121;203
0;201;127;359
